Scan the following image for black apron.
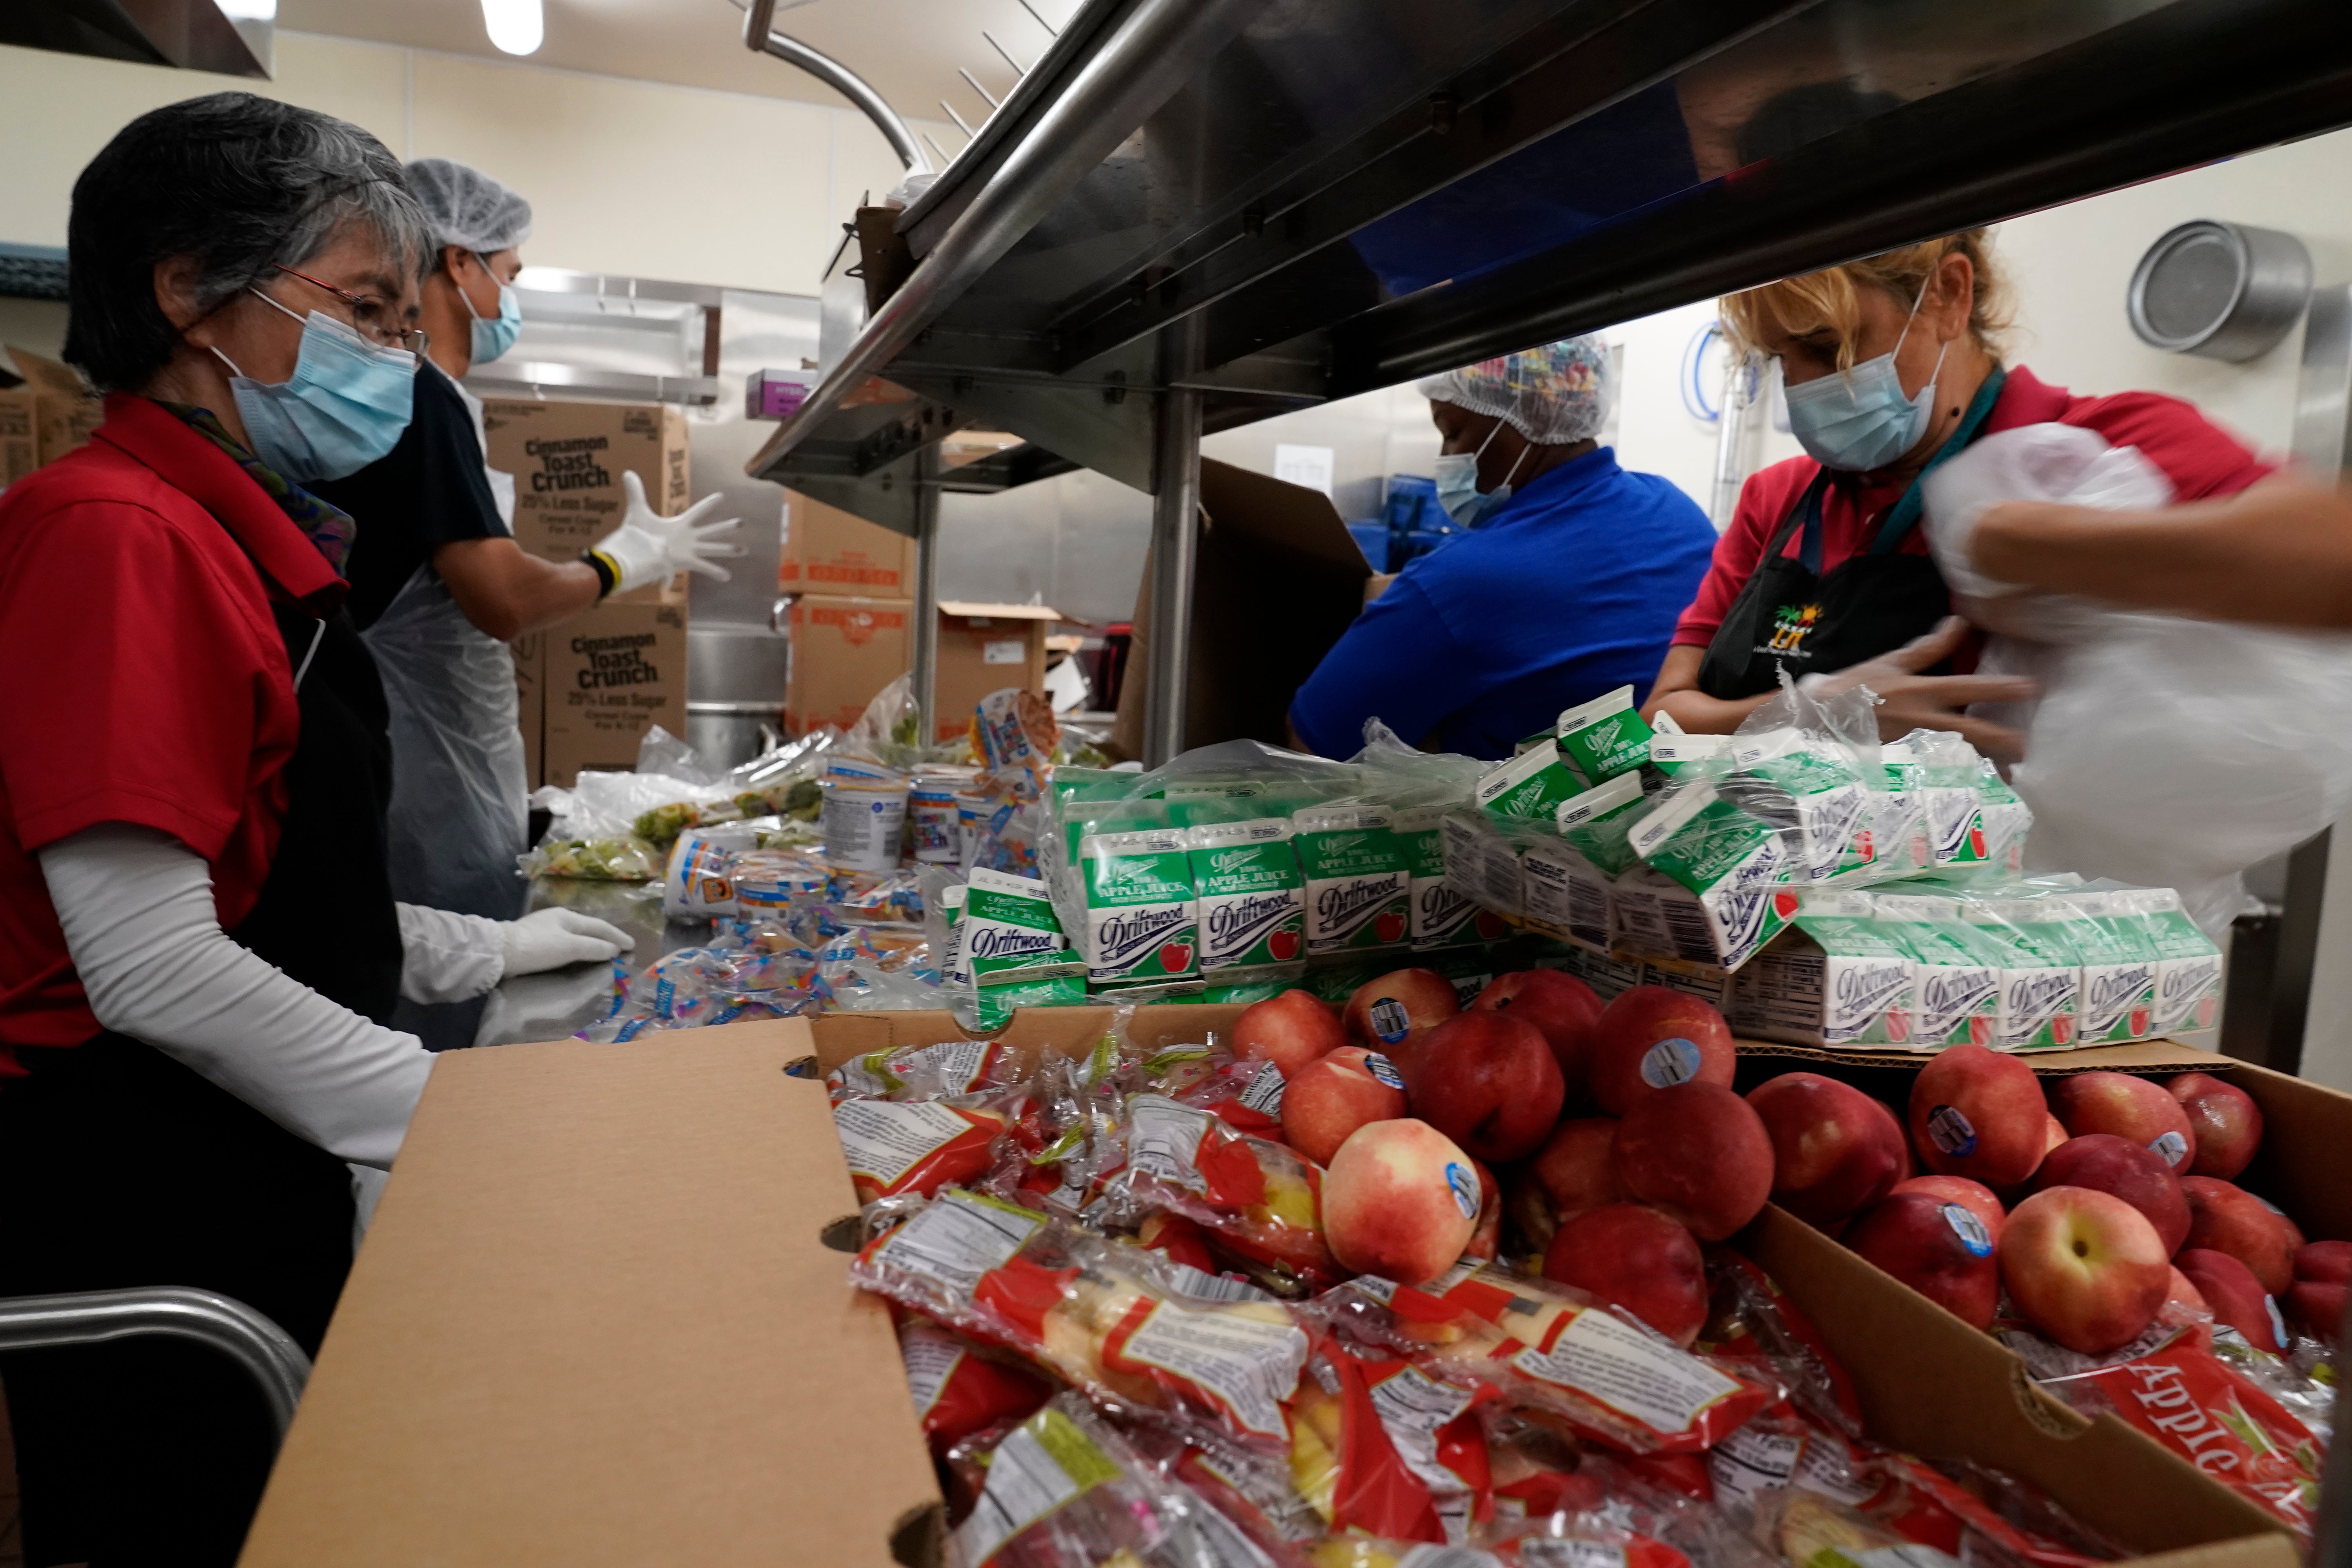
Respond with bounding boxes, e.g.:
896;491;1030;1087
1695;368;2007;701
0;589;403;1567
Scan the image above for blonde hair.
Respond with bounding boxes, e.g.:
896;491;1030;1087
1720;229;2013;371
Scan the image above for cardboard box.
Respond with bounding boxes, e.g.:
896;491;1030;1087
934;601;1063;741
480;397;690;605
540;600;687;788
247;1009;2296;1567
5;345;102;470
780;488;916;596
784;593;912;737
1114;458;1371;758
510;629;547;790
0;387;37;489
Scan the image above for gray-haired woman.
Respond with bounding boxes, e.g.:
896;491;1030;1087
0;93;630;1565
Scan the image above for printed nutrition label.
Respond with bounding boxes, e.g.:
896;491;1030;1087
1127;1095;1213;1191
896;1320;967;1419
949;1408;1118;1566
873;1191;1045;1295
1513;1308;1742;1435
1117;1300;1307;1439
833;1100;982;1189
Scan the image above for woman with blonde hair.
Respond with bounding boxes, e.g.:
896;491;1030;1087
1644;229;2274;755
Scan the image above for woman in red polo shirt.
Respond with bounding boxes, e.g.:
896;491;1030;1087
1644;229;2276;757
0;96;637;1566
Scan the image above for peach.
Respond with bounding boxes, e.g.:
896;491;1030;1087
1542;1203;1707;1347
1528;1116;1620;1227
2167;1072;2263;1180
1474;969;1603;1104
2052;1072;2196;1173
2180;1177;2300;1295
1747;1073;1907;1229
1323;1118;1481;1285
2165;1266;2209;1316
1281;1046;1408;1166
1232;989;1347;1077
2000;1187;2171;1354
2285;1281;2348;1341
1890;1175;2007;1245
1612;1082;1773;1242
2031;1134;2190;1254
1343;969;1459;1071
1588;986;1736;1115
1907;1043;2048;1187
1846;1191;2000;1330
2296;1240;2352;1284
1410;1011;1563;1163
2174;1248;2285;1353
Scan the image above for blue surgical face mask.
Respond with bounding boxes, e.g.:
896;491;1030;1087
461;259;522;365
1433;420;1529;526
1782;288;1949;472
213;289;416;483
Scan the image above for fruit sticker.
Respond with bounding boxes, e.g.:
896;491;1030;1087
1926;1105;1978;1158
1187;817;1308;974
1365;1053;1407;1092
1639;1038;1702;1089
1294;806;1412;956
1941;1202;1994;1258
1444;1161;1480;1220
2149;1131;2189;1168
1370;997;1413;1045
1078;828;1201;986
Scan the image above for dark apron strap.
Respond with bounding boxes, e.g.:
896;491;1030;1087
1869;363;2009;554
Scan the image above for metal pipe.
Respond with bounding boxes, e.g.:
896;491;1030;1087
1017;0;1060;36
747;0;1266;485
958;67;1003;111
0;1287;312;1439
922;132;955;167
911;448;942;742
743;0;929;172
983;30;1031;77
1145;320;1204;768
940;99;977;138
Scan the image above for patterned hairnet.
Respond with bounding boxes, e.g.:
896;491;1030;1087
403;158;533;254
1415;336;1613;445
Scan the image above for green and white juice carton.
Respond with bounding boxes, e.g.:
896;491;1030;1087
2119;886;2223;1036
1520;773;1646;954
1731;889;1918;1049
1555;685;1653;788
1851;739;1931;882
1619;778;1797;971
1872;893;2000;1048
1913;733;1998;868
1961;896;2083;1051
1187;817;1307;975
2047;889;2156;1044
1394;805;1494;952
963;866;1087;1025
1476;739;1583;823
1730;728;1871;882
1077;828;1200;986
1441;811;1524;922
1293;805;1411;955
1975;762;2034;875
1647;730;1732;779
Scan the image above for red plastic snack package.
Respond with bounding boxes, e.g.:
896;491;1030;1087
832;1099;1008;1205
827;1037;1024;1103
1092;1092;1340;1293
1291;1337;1496;1544
1700;1250;1866;1436
1310;1262;1782;1455
895;1315;1052;1459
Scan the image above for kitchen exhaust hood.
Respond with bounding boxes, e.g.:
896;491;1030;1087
3;0;268;78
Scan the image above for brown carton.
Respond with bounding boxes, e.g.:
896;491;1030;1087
0;387;38;488
933;601;1063;740
780;488;916;596
784;593;911;737
510;629;547;790
479;397;690;606
539;601;686;788
6;346;102;469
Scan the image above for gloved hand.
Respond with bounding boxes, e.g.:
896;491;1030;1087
588;471;744;596
499;907;634;978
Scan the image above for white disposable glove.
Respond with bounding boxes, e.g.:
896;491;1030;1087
588;470;745;596
499;906;634;978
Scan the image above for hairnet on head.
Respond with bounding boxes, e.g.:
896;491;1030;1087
404;158;533;254
1415;336;1613;445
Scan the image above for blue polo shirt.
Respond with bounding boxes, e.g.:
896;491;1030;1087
1290;448;1715;761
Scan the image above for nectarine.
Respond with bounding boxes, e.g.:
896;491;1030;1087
1282;1046;1408;1166
2052;1072;2196;1174
1323;1118;1480;1285
1747;1073;1906;1229
2167;1072;2263;1180
1847;1191;1999;1330
1232;989;1347;1077
2000;1187;2171;1354
1410;1011;1563;1163
1907;1043;2048;1187
1474;969;1603;1104
2031;1134;2189;1254
2179;1177;2300;1295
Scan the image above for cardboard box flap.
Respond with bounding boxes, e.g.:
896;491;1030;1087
2233;1060;2352;1247
936;601;1067;621
1736;1038;2231;1074
1200;459;1368;578
241;1020;938;1567
4;345;87;396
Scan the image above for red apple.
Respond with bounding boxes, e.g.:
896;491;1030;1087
1542;1203;1707;1346
1410;1011;1564;1163
1890;1175;2007;1245
2174;1248;2286;1353
2052;1072;2197;1173
2167;1072;2263;1180
1747;1073;1907;1229
1232;989;1347;1077
1323;1118;1481;1285
2297;1240;2352;1283
1282;1045;1408;1166
1587;986;1737;1115
2165;1266;2209;1316
2000;1187;2171;1354
1465;1159;1503;1262
2042;1115;2069;1156
1907;1043;2048;1187
1612;1082;1773;1242
1846;1191;2000;1330
1474;969;1604;1104
2030;1134;2190;1254
1527;1116;1620;1229
2286;1281;2348;1340
1343;969;1460;1074
2180;1177;2300;1295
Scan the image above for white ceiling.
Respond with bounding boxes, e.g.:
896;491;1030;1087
278;0;1080;152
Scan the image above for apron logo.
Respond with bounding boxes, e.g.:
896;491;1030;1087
1764;602;1822;656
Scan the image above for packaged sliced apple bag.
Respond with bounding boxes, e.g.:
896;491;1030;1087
1091;1091;1342;1292
895;1314;1054;1461
855;1193;1312;1450
829;1038;1026;1103
1307;1263;1781;1456
1287;1336;1498;1547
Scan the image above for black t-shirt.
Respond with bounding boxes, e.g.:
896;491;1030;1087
314;364;508;630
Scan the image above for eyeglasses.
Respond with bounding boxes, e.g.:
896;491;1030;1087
271;264;429;361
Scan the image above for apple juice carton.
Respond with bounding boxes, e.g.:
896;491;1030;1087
1293;804;1411;955
1871;893;2000;1047
1619;775;1795;971
1731;889;1917;1048
1185;817;1307;976
1393;805;1492;952
1729;728;1871;882
1910;732;2002;868
2117;886;2223;1036
1520;773;1645;954
1849;738;1931;882
963;866;1087;1026
2046;889;2156;1044
1554;685;1653;788
1078;828;1200;987
1960;895;2082;1051
1974;760;2034;875
1475;738;1583;823
1647;730;1732;779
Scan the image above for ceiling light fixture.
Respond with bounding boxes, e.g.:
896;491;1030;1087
482;0;543;56
214;0;277;19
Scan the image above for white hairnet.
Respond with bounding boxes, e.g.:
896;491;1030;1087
404;158;533;254
1416;336;1613;445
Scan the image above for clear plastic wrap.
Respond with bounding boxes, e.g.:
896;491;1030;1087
1091;1091;1341;1294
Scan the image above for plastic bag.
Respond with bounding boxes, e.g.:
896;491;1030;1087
1090;1092;1341;1293
896;1314;1054;1460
